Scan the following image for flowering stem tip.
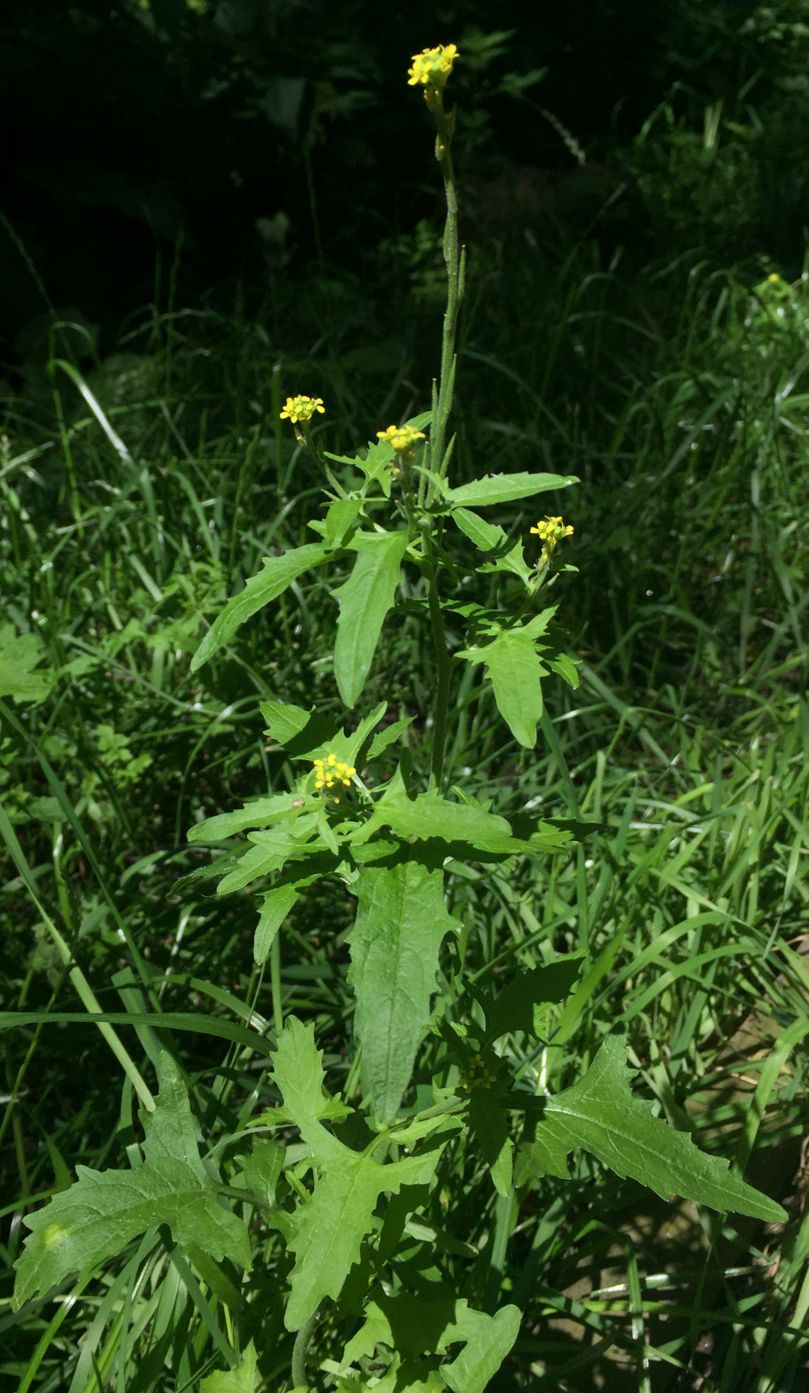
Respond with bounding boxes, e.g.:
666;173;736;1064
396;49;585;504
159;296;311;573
407;44;459;92
530;515;574;563
280;396;325;425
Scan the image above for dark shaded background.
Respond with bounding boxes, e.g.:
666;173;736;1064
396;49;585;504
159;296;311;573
4;0;809;363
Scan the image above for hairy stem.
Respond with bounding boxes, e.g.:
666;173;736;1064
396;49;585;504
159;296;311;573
291;1305;320;1389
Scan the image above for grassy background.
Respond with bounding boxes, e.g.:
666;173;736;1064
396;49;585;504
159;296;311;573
2;5;809;1390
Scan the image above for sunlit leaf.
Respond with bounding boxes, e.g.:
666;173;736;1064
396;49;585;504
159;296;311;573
349;862;460;1120
446;472;576;507
333;531;409;706
531;1034;787;1221
190;543;330;672
199;1342;259;1393
271;1019;444;1330
13;1053;251;1308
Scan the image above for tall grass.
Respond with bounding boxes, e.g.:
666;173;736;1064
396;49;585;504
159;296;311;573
2;201;808;1389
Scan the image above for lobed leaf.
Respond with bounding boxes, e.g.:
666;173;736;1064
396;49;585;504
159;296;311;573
529;1034;788;1221
13;1053;250;1308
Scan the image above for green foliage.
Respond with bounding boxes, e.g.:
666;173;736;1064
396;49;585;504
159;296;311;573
4;20;808;1393
13;1053;251;1309
349;862;460;1121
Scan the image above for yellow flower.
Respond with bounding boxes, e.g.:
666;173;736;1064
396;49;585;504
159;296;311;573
376;423;426;459
313;752;356;797
280;395;325;425
407;44;459;90
530;515;574;563
767;273;781;283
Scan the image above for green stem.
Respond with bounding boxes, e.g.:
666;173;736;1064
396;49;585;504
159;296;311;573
425;532;452;788
423;90;463;788
427;98;463;498
291;1305;320;1389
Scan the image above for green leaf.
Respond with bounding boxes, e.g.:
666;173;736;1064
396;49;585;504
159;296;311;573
341;1294;520;1393
367;716;413;760
468;1091;513;1196
446;473;576;508
482;957;583;1042
271;1019;443;1329
457;629;544;747
534;1034;788;1222
309;497;363;547
441;1303;522;1393
13;1053;250;1308
358;789;524;855
349;862;460;1121
233;1140;285;1206
254;883;300;964
514;1131;571;1184
217;816;324;894
0;625;53;704
451;508;507;552
190;543;329;672
333;531;409;707
199;1342;259;1393
271;1017;352;1135
188;793;301;844
259;699;315;748
477;540;534;586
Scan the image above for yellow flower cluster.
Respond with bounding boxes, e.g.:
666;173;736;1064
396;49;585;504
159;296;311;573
407;44;459;90
376;423;426;458
279;395;325;425
530;515;574;560
313;752;355;796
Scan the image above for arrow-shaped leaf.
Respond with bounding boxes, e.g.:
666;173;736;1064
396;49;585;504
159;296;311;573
271;1020;444;1330
458;629;544;747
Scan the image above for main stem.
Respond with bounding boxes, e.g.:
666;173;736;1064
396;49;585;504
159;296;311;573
424;92;463;788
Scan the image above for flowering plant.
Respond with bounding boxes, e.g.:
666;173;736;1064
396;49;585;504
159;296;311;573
12;41;784;1393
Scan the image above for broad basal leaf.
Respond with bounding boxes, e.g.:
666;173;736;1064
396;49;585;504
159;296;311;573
333;531;409;706
349;862;460;1121
13;1053;250;1308
190;543;329;672
445;472;576;508
531;1033;787;1222
457;630;544;748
